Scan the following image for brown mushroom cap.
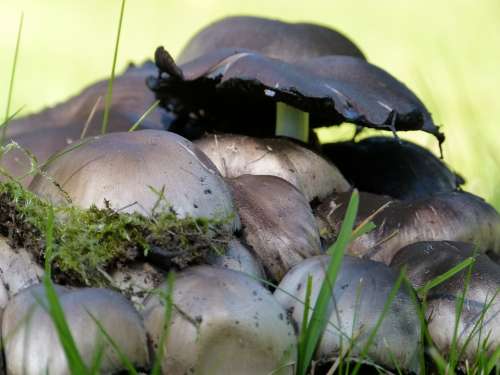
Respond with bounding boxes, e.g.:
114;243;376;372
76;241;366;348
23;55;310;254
177;16;365;65
321;137;463;200
390;241;500;361
316;191;500;265
142;265;296;374
2;285;149;374
195;133;350;202
228;174;322;281
274;255;421;371
28;130;240;231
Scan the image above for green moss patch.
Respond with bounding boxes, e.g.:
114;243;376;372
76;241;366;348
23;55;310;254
0;181;232;286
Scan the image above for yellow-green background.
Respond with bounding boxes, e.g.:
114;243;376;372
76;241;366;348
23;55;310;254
1;0;499;206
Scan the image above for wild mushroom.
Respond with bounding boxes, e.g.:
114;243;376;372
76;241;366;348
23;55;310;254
142;265;296;374
321;136;464;200
2;285;149;374
315;191;500;264
391;241;500;362
228;174;322;281
274;255;421;372
28;130;240;231
195;133;350;202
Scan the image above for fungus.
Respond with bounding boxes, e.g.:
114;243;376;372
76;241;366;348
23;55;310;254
2;285;149;374
142;265;296;374
228;174;322;281
195;133;350;202
391;241;500;362
316;191;500;264
274;255;420;372
322;136;464;200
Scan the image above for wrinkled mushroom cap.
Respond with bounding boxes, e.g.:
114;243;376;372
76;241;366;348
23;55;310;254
178;16;365;64
2;285;149;375
391;241;500;360
195;134;350;202
274;255;420;371
142;265;296;374
229;174;322;281
29;130;240;231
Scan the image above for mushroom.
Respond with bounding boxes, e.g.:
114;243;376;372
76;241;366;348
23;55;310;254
1;62;169;186
321;136;464;200
274;255;421;372
195;133;350;202
315;191;500;264
2;284;149;374
391;241;500;362
228;174;322;281
28;130;240;232
142;265;297;374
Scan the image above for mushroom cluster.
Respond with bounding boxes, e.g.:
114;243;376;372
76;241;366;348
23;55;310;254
0;14;498;375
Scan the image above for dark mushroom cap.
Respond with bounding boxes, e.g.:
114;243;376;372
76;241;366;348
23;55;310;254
195;133;350;202
391;241;500;360
275;255;421;371
177;16;365;65
322;137;463;200
228;174;322;281
149;47;442;141
315;191;500;264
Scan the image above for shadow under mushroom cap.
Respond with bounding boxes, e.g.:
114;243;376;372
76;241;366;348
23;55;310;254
149;47;443;142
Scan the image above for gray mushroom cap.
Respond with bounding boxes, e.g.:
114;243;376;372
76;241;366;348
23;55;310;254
2;285;149;375
228;174;322;281
142;265;296;375
28;130;240;232
195;134;350;202
274;255;421;372
391;241;500;361
315;191;500;265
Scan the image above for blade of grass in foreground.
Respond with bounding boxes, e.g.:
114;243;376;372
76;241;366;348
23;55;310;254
101;0;126;135
128;100;161;132
296;190;359;375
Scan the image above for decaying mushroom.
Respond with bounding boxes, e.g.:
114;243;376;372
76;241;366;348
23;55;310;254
28;130;240;231
142;265;296;375
195;133;350;202
316;191;500;264
2;285;149;374
274;255;421;372
391;241;500;362
322;137;463;200
228;174;322;281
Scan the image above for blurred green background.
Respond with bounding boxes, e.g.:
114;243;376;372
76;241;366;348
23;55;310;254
1;0;499;206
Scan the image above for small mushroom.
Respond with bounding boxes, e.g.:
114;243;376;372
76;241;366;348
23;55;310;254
274;255;420;372
228;174;322;281
321;136;464;200
142;265;296;374
316;191;500;264
29;130;240;231
2;285;149;374
195;133;350;202
391;241;500;362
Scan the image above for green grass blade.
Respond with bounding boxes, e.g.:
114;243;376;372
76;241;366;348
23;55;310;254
101;0;126;135
128;100;160;132
297;274;313;370
0;105;25;130
298;190;359;375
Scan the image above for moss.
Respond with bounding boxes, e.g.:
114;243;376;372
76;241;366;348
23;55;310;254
0;180;232;286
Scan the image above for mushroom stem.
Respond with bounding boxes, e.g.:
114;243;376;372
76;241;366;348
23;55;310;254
275;102;309;142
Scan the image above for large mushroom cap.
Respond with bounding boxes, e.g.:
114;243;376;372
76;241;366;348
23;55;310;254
2;285;149;375
274;255;421;371
142;265;296;374
316;191;500;265
29;130;240;231
195;133;350;202
322;137;463;200
178;16;365;65
391;241;500;361
228;174;322;281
